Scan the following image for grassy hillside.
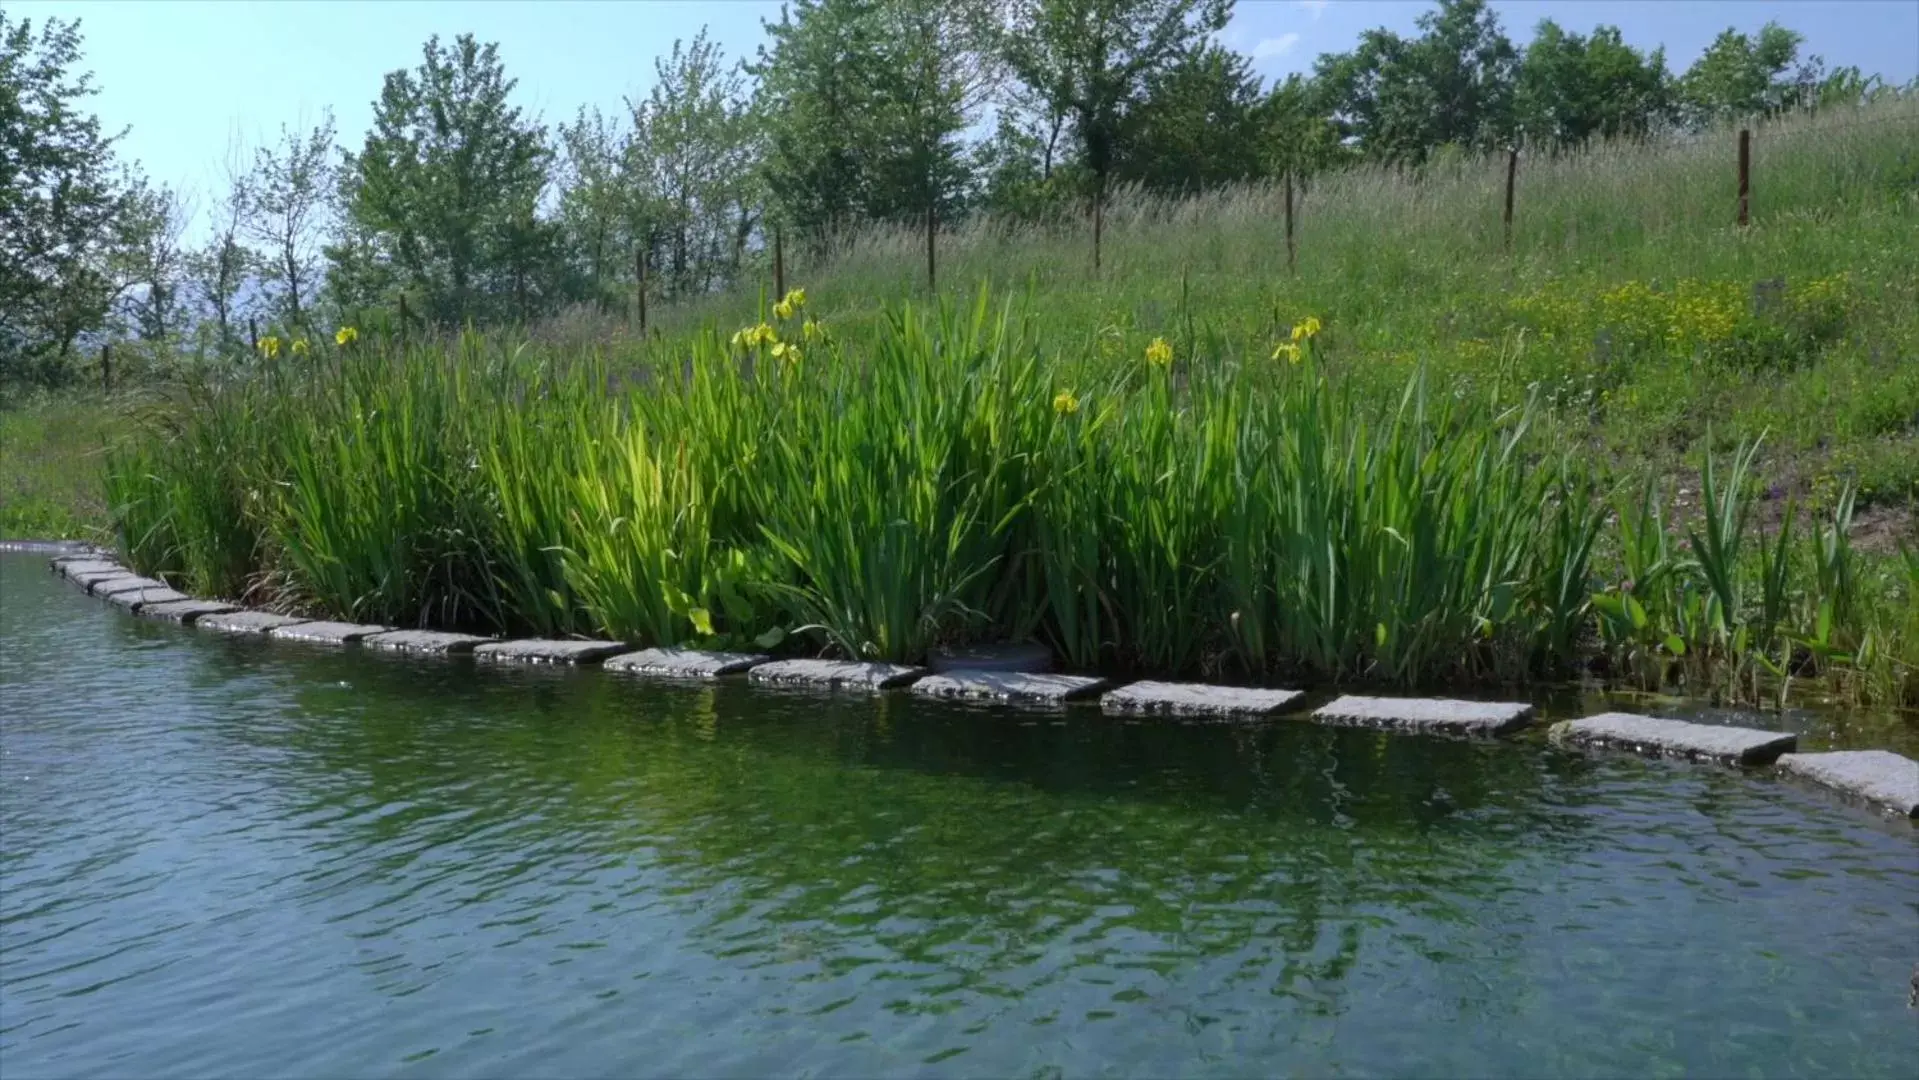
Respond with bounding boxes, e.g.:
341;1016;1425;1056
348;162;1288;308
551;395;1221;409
7;102;1917;705
590;99;1916;514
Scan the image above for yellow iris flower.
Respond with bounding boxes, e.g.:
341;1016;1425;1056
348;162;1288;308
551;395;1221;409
335;326;358;347
1052;390;1080;415
258;336;281;359
1271;342;1302;364
291;338;310;357
1145;337;1173;367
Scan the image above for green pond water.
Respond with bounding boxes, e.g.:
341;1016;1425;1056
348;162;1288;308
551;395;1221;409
2;553;1916;1078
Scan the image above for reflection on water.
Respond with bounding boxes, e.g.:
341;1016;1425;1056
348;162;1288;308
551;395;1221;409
2;555;1915;1078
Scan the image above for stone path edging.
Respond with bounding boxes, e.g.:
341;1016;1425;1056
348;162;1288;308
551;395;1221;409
604;648;770;679
912;671;1111;706
1549;713;1797;766
1313;695;1535;736
1776;751;1919;818
32;550;1919;825
1102;682;1307;718
473;639;630;665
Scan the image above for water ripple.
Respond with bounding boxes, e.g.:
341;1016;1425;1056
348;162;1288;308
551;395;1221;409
3;554;1916;1078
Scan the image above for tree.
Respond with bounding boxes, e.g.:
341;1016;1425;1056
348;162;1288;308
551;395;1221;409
629;31;756;298
752;0;887;253
1117;43;1266;194
555;105;640;308
245;112;335;327
333;34;552;325
1259;73;1347;180
1514;22;1672;149
1002;0;1231;232
186;135;255;355
1678;23;1813;124
866;0;1000;227
118;181;193;342
1313;0;1518;162
0;12;143;383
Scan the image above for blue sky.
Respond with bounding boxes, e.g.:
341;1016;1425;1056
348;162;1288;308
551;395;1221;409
16;0;1918;231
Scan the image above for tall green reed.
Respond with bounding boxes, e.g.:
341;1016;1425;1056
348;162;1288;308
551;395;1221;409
101;287;1910;702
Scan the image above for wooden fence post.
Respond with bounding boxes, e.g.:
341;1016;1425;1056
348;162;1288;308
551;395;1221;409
1284;171;1296;274
101;343;111;393
1737;128;1751;227
248;316;258;355
774;227;786;300
926;203;936;292
1092;189;1104;275
635;247;648;335
1503;148;1518;252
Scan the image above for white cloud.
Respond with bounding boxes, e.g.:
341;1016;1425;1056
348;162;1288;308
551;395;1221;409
1296;0;1330;19
1252;33;1302;59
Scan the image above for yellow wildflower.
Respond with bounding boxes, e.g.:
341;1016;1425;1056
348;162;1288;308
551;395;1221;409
731;323;779;349
770;341;801;363
291;337;310;357
802;317;826;343
1290;316;1322;342
334;326;358;347
1271;342;1302;364
773;298;794;320
1144;336;1173;367
258;335;281;360
1052;390;1079;415
782;288;806;310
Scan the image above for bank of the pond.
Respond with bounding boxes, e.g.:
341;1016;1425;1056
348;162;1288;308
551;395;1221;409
5;551;1917;1079
97;301;1919;711
42;549;1919;818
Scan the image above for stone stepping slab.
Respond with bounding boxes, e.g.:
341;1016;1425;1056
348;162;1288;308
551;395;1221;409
1312;695;1535;736
604;648;770;679
68;566;131;589
362;630;493;656
86;573;169;596
47;548;109;564
55;559;125;580
196;610;312;636
268;620;392;645
748;659;926;692
926;642;1052;674
4;541;97;554
101;585;191;610
912;671;1112;707
1102;681;1307;719
1776;751;1919;818
473;639;629;665
1550;712;1797;766
138;598;241;624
